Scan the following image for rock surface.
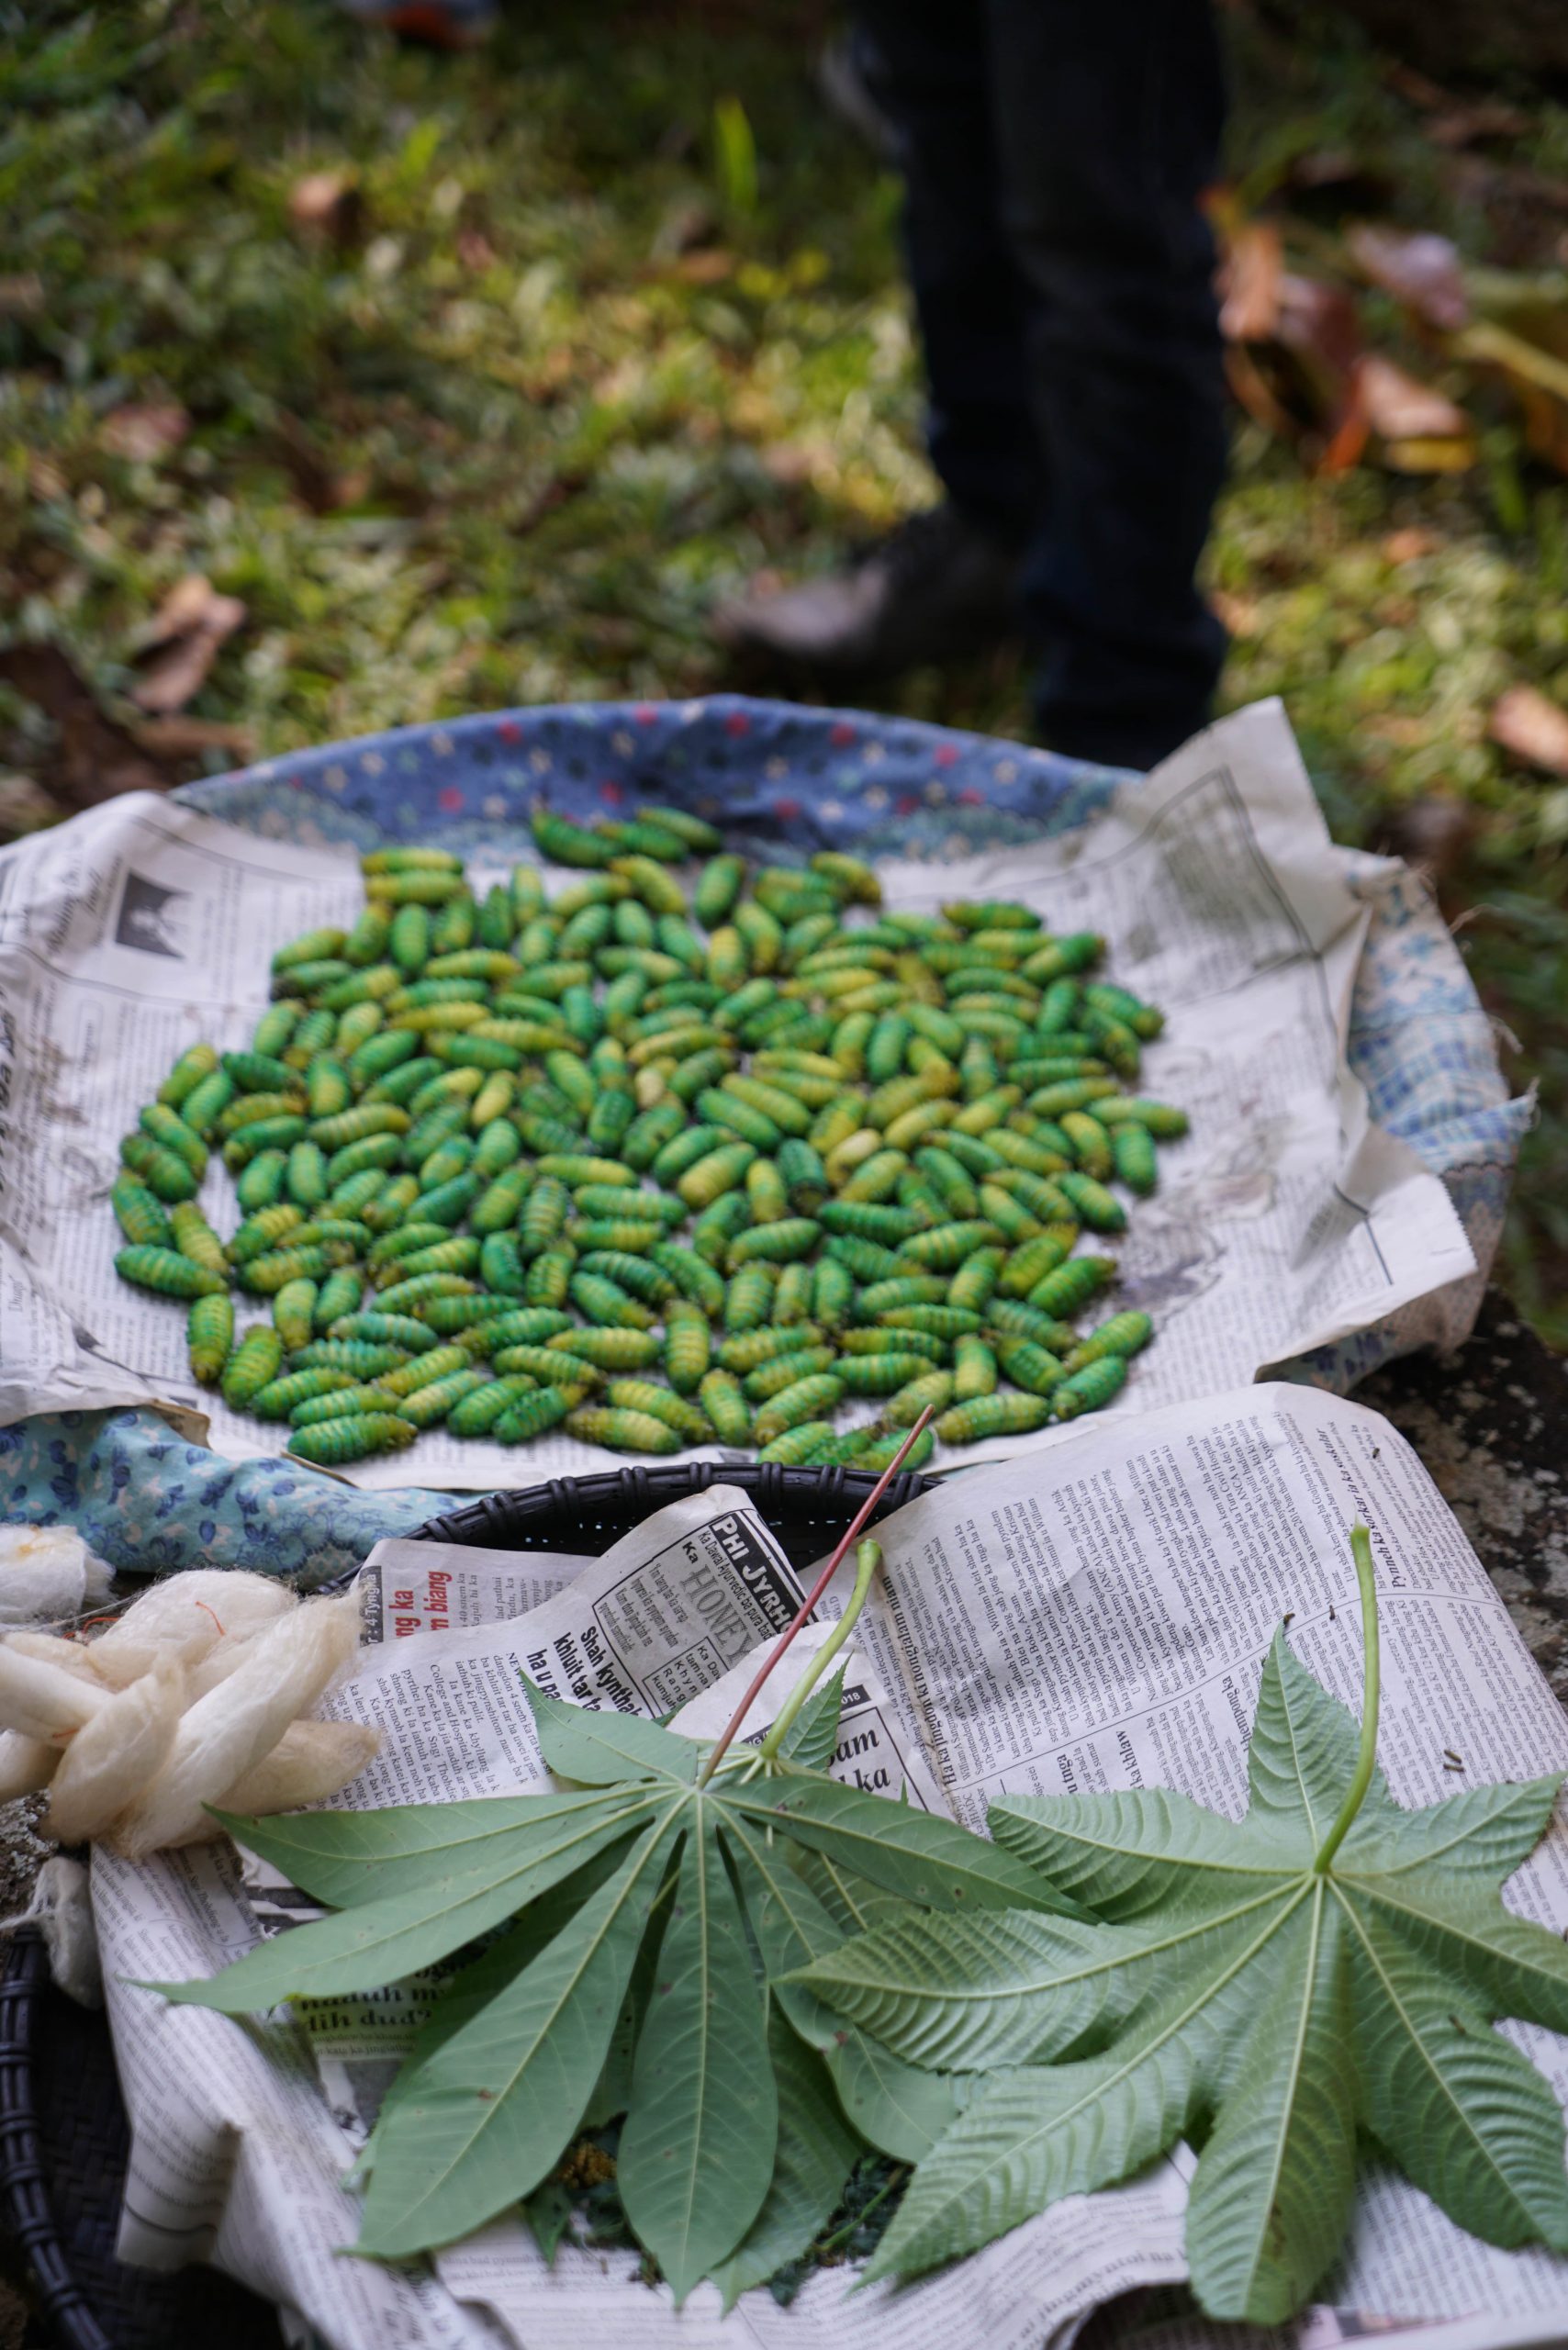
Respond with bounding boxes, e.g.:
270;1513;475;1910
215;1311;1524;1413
1361;1287;1568;1703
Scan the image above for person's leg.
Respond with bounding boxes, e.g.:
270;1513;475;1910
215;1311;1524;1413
989;0;1228;767
715;2;1039;676
854;0;1043;541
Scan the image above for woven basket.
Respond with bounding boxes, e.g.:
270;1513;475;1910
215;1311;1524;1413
0;1461;935;2347
410;1458;935;1566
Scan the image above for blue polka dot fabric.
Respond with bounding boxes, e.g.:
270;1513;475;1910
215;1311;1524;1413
0;696;1525;1584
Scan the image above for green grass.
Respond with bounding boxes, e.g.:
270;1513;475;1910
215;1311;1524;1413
2;0;1566;1339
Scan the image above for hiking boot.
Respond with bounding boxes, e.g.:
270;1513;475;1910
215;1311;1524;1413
715;505;1022;678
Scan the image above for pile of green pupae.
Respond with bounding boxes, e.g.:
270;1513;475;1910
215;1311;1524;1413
110;805;1187;1471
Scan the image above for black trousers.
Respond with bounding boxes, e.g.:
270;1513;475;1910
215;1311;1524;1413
854;0;1229;767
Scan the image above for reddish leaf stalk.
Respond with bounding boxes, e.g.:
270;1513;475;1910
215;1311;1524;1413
696;1407;934;1786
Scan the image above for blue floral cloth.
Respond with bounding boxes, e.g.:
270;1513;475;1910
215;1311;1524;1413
1;696;1527;1584
0;1409;451;1584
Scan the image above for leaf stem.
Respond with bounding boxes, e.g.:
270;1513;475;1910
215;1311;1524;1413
757;1538;882;1763
1313;1521;1380;1875
695;1408;934;1786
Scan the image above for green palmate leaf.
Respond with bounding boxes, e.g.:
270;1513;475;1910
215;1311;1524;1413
525;1680;700;1785
1183;1886;1356;2322
989;1785;1305;1919
356;1817;681;2255
1345;1863;1568;2029
778;1664;850;1774
160;1795;656;2008
710;2009;863;2312
355;1852;634;2185
726;1772;1083;1918
1246;1626;1386;1844
860;1942;1256;2289
165;1648;1075;2286
1345;1917;1568;2250
208;1788;622;1908
724;1816;965;2160
802;1582;1568;2325
793;1843;913;1938
789;1897;1226;2076
815;2009;965;2165
1333;1775;1561;1883
618;1815;777;2301
582;1882;671;2130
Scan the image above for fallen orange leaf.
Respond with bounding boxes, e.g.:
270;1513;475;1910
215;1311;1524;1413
1489;684;1568;776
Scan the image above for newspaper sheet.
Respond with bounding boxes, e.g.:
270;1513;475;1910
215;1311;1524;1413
91;1395;1568;2350
0;701;1474;1485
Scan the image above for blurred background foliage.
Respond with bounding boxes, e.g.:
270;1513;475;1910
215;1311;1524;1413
2;0;1566;1341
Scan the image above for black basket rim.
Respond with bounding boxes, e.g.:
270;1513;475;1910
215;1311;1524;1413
0;1930;114;2350
409;1459;939;1550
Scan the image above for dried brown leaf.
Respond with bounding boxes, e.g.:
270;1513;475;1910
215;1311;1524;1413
674;248;734;285
651;197;719;262
130;635;233;716
1383;527;1442;564
0;274;44;319
1276;274;1364;389
1222;344;1303;442
0;771;61;843
1210;588;1260;639
100;401;190;462
1426;101;1531;151
129;575;246;714
288;169;364;244
1344;224;1470;331
1357;354;1470;441
1456;312;1568;472
1384;61;1449;111
130;714;256;761
133;573;227;650
1218;219;1283;342
1489;685;1568;776
1285;151;1394;207
1376;795;1478;884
